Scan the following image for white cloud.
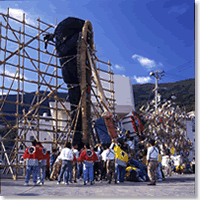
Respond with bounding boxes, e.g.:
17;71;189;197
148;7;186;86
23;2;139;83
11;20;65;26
132;75;151;84
0;7;36;26
132;54;163;71
10;8;36;26
0;68;27;81
0;90;7;95
115;64;125;71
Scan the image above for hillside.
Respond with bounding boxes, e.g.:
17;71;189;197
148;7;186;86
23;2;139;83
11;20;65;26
132;78;195;112
0;91;68;122
0;78;195;123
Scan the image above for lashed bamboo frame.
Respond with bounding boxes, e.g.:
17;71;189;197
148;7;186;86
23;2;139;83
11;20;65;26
0;8;115;179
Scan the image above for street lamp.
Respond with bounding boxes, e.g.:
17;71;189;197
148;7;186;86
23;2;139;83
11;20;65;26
150;70;165;112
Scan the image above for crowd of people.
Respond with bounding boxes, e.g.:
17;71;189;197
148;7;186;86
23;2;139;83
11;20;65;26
24;134;187;186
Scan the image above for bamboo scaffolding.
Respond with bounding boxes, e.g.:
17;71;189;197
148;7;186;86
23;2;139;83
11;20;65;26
0;27;52;66
0;23;55;47
1;62;63;78
0;101;69;114
36;17;40;140
70;90;85;145
0;138;67;144
15;27;21;179
1;141;14;176
0;10;115;179
0;47;60;68
0;12;54;31
0;22;1;54
55;18;58;147
2;82;64;139
22;12;25;106
1;8;9;102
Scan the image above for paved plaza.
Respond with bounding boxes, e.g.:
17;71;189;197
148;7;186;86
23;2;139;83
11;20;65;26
0;173;196;198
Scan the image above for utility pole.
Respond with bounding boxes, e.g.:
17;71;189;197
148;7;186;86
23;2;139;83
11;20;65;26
150;70;165;112
184;105;187;138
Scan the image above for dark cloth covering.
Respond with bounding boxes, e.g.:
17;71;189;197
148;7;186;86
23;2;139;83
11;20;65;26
54;17;85;147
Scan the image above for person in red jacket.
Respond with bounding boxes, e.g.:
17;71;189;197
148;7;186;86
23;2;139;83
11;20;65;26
37;142;50;185
78;144;99;185
23;140;42;186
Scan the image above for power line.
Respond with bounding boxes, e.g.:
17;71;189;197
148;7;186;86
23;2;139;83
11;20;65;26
178;64;194;73
165;72;190;79
164;60;194;73
176;60;194;70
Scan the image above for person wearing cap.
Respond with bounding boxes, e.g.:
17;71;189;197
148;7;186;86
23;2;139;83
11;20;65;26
146;139;159;185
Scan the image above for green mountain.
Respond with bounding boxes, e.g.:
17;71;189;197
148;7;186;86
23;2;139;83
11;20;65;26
0;78;195;123
132;78;195;112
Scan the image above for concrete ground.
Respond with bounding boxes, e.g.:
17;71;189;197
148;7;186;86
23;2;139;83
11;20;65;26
0;173;196;198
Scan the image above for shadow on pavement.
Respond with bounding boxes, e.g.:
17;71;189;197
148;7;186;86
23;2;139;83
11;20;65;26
16;193;39;196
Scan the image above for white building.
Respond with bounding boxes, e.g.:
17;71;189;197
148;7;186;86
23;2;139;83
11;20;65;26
97;73;135;117
18;112;66;155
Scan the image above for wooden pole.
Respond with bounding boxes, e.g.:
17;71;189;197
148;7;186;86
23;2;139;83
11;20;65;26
1;141;14;176
87;48;109;112
1;8;9;102
80;21;94;144
15;26;21;180
54;18;58;149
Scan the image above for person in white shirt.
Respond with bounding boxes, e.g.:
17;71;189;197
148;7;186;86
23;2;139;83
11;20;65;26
100;146;108;181
126;137;135;159
146;139;159;185
57;142;74;185
105;144;116;184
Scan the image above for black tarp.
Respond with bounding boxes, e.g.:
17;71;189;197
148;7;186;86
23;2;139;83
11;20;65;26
54;17;85;147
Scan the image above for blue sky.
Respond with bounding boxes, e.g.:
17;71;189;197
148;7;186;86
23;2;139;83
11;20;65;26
0;0;195;90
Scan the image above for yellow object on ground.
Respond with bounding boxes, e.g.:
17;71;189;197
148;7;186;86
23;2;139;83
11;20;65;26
126;166;136;171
